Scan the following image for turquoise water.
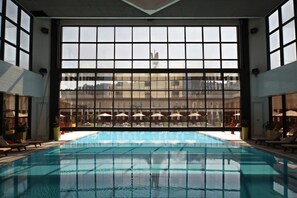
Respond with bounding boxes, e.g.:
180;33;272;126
0;131;297;198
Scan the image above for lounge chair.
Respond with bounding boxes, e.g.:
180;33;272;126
0;136;28;151
265;132;297;147
0;148;11;156
252;131;282;144
20;139;43;147
281;144;297;152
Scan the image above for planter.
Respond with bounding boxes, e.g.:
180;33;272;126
242;127;248;140
266;129;273;137
21;131;27;140
53;127;61;141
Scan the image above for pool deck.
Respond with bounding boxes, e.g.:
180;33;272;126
1;131;297;165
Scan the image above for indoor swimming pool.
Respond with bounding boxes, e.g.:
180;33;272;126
0;131;296;198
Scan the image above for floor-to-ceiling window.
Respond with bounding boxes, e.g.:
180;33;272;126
267;0;297;132
0;0;32;137
59;26;240;129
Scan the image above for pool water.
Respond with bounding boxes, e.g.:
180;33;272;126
0;131;296;198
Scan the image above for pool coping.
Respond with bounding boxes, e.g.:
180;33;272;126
1;132;297;165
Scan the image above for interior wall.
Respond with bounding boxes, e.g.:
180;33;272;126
0;60;43;96
31;18;52;140
248;18;269;136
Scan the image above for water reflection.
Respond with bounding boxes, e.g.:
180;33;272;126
0;144;297;197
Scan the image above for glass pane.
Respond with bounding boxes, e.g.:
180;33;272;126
168;27;184;42
19;51;29;70
95;73;113;90
133;61;149;69
224;91;240;109
186;27;202;42
97;61;113;69
285;93;297;130
80;61;96;69
169;61;185;69
115;44;132;59
151;73;168;90
151;60;167;69
187;61;203;69
222;61;238;69
169;73;186;90
269;30;280;52
132;91;150;108
224;73;240;90
222;44;237;59
270;50;281;69
61;61;78;69
5;20;17;44
204;44;220;59
188;73;204;90
188;91;205;107
203;27;220;42
221;27;237;42
3;95;15;133
98;27;114;42
115;61;132;68
115;27;131;42
20;31;30;51
114;73;131;90
282;20;296;45
269;10;279;32
80;27;97;42
151;27;167;42
206;109;223;127
282;0;294;23
133;44;149;59
204;61;220;69
169;44;185;59
151;44;167;59
205;73;222;90
133;73;150;90
21;10;31;32
4;43;16;65
151;91;168;108
78;73;95;89
186;44;203;59
98;44;114;59
80;44;96;59
284;42;297;65
6;0;18;22
62;27;79;42
62;44;78;59
18;96;28;128
133;27;149;42
272;95;282;128
0;0;2;13
61;73;77;90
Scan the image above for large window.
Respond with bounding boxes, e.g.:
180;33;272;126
60;26;240;129
268;0;297;70
0;0;32;70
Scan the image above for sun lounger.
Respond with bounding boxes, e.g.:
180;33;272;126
265;132;297;147
281;144;297;152
20;139;43;147
0;136;28;151
252;132;282;144
0;148;11;156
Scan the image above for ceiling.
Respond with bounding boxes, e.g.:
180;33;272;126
16;0;285;19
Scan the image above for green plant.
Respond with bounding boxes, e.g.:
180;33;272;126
15;123;27;133
52;116;60;128
263;121;274;130
241;120;249;128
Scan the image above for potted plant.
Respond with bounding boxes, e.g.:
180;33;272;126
53;116;60;141
263;121;274;137
241;120;249;140
15;123;28;141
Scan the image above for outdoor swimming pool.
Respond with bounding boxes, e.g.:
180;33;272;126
0;131;296;197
